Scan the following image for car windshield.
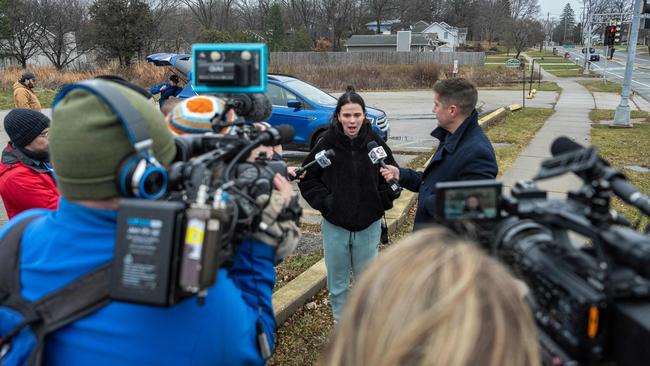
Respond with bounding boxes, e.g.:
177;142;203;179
285;80;337;106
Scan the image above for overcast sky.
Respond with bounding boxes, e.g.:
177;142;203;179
538;0;585;19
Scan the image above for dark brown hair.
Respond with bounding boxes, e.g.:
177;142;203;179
432;78;478;116
331;85;368;125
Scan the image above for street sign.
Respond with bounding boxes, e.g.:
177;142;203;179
505;58;521;68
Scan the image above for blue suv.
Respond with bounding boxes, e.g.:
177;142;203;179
146;53;390;150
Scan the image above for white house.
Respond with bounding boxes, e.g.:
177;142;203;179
421;22;467;49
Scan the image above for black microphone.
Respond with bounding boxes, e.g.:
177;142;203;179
256;124;295;146
231;94;272;122
551;136;650;217
289;149;335;181
367;141;400;192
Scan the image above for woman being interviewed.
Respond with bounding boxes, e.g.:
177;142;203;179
298;86;400;322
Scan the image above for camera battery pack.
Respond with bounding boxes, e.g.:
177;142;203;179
111;199;186;306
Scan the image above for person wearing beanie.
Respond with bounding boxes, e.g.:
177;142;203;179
13;71;42;111
0;108;59;218
150;74;183;110
0;78;298;365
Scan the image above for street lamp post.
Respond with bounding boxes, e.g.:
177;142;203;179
612;0;643;127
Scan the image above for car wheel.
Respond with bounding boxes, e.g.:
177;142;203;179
310;129;326;150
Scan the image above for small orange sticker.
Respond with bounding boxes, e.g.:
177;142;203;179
587;306;599;338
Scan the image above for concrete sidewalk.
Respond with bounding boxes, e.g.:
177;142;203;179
503;55;593;197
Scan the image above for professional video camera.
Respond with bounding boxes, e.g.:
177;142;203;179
111;44;301;307
435;136;650;366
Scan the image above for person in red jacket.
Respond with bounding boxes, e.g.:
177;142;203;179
0;108;59;218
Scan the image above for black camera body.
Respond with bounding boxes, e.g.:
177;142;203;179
435;141;650;365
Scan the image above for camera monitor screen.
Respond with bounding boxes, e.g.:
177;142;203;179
192;43;267;94
435;180;502;220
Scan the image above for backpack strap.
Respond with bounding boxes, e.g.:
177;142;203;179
0;215;111;365
0;216;40;293
28;264;111;365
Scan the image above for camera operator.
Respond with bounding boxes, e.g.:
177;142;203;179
0;79;292;365
380;78;497;231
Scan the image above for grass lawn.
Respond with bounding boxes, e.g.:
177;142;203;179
526;50;558;57
0;88;58;109
589;112;650;227
589;109;649;122
545;68;596;77
539;63;582;70
480;81;561;93
577;80;622;93
486;107;555;177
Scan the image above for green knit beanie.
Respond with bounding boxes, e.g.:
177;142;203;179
50;81;176;200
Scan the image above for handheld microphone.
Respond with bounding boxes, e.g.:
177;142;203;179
289;149;335;181
367;141;400;192
550;136;650;217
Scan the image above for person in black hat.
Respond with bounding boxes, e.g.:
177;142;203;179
0;108;59;218
13;71;42;111
150;74;183;110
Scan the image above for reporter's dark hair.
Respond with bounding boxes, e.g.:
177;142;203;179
169;74;180;83
433;78;478;116
331;85;368;125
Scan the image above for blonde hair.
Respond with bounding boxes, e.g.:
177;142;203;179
320;227;540;366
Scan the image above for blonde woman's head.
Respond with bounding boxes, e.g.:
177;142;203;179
320;227;540;366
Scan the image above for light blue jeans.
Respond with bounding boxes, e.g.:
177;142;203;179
321;218;381;320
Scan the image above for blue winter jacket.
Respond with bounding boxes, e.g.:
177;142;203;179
150;82;182;107
0;198;276;365
399;110;498;228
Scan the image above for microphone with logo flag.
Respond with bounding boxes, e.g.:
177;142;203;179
289;149;335;181
367;141;401;192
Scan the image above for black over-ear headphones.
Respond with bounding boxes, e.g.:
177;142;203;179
53;79;168;199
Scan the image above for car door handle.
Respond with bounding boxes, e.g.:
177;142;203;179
307;116;317;120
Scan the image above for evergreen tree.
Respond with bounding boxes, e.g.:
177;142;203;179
89;0;153;66
552;3;576;44
267;3;286;52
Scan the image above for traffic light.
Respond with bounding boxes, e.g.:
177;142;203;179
604;26;616;46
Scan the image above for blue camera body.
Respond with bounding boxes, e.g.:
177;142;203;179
192;43;268;94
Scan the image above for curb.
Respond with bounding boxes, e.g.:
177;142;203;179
272;104;522;324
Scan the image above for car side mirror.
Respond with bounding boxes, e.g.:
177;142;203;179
287;99;302;109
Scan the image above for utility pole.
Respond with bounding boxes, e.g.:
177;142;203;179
612;0;643;127
583;9;592;74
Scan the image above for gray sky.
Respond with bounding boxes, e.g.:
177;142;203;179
538;0;584;20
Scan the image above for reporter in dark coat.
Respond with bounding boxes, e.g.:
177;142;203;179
381;78;497;230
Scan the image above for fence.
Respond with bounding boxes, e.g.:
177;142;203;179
270;51;485;67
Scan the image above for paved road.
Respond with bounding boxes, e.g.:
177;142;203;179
564;47;650;103
360;89;557;153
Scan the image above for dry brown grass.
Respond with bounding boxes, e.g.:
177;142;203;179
0;63;168;91
269;64;522;91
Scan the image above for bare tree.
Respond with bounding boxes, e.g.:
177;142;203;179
288;0;318;34
504;18;544;58
0;0;41;68
510;0;539;20
181;0;235;30
366;0;397;34
31;0;93;70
